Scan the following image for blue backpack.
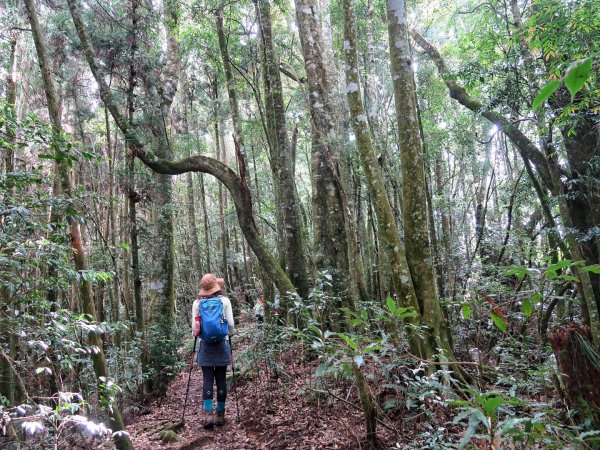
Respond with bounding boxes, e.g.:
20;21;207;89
199;297;229;343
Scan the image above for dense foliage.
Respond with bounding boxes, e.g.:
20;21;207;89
0;0;598;448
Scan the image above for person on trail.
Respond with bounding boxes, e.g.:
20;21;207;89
254;295;265;327
192;274;235;429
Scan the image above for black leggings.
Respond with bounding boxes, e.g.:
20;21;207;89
201;366;227;402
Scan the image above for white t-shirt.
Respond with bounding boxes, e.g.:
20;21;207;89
192;296;235;335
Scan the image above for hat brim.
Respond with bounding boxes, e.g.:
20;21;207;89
199;278;225;296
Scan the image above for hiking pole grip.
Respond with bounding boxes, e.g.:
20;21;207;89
229;335;241;422
182;335;198;422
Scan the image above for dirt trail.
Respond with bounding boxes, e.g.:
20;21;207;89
127;316;396;449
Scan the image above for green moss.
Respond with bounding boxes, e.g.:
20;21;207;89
160;429;178;443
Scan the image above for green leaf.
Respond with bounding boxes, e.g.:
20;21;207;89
452;409;474;424
557;274;579;282
521;298;533;318
490;312;508;332
505;265;530;282
545;269;558;280
531;292;542;305
118;243;130;251
532;79;561;111
386;296;396;313
315;363;331;377
547;259;573;272
581;264;600;274
564;58;592;99
483;396;503;418
394;306;417;319
338;333;358;351
462;303;473;319
383;399;401;409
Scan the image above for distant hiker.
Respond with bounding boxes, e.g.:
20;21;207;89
273;294;281;324
192;273;235;428
254;295;265;327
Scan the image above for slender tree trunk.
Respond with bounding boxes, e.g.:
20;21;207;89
106;108;121;348
200;172;211;272
25;1;133;447
387;0;460;363
0;32;20;405
147;0;179;321
217;122;229;282
183;93;203;280
194;113;212;273
342;0;423;353
294;0;366;311
126;0;147;373
256;0;309;298
3;34;18;173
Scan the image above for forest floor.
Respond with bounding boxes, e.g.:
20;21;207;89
126;312;405;449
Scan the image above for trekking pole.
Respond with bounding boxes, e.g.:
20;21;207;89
182;335;198;422
228;335;241;422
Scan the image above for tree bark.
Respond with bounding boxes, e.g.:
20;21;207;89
0;31;19;406
25;1;133;447
183;90;203;280
256;0;309;298
342;0;422;354
127;0;146;369
146;0;179;321
294;0;366;310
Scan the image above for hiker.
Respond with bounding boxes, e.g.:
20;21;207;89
192;273;235;428
273;294;281;325
254;295;265;327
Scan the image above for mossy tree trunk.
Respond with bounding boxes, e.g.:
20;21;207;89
386;0;456;360
26;0;134;447
342;0;466;371
342;0;423;355
294;0;368;320
256;0;309;299
549;323;600;429
146;0;180;322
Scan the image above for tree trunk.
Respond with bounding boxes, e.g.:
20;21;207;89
26;1;133;447
256;0;309;299
387;0;462;364
106;108;121;348
549;323;600;428
294;0;366;311
147;0;179;321
0;31;20;406
127;0;147;370
342;0;422;354
183;90;203;281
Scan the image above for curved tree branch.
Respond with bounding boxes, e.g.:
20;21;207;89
66;0;296;296
410;29;559;195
